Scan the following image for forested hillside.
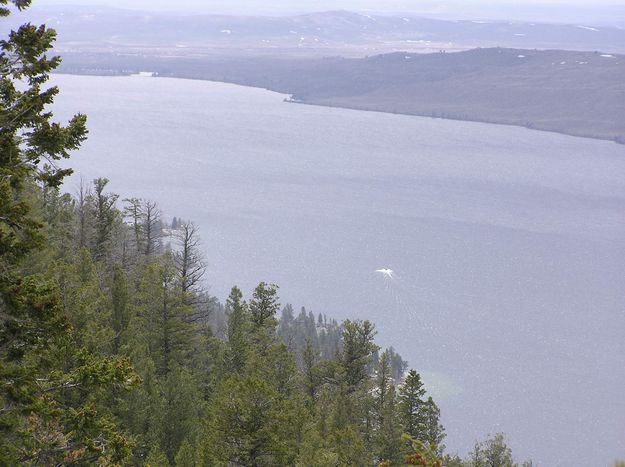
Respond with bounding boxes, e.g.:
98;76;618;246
1;165;443;464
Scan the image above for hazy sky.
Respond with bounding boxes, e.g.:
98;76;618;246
32;0;625;23
35;0;621;11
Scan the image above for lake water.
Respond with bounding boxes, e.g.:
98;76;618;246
51;74;625;466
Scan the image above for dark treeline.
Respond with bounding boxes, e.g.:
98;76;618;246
3;2;609;466
2;167;529;466
7;164;452;465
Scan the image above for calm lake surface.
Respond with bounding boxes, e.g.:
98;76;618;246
52;74;625;466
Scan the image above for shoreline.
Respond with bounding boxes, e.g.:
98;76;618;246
54;71;625;146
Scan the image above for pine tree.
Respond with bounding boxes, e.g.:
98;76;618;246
468;440;486;467
204;373;302;466
0;3;137;463
248;282;280;354
145;445;170;467
119;358;164;460
277;303;296;350
132;254;196;375
123;197;144;254
471;433;514;467
91;177;119;260
301;337;321;408
423;396;446;453
375;350;392;422
340;319;378;392
174;438;195;467
56;248;114;353
398;369;427;440
302;319;379;465
76;180;95;250
110;262;130;354
225;285;250;373
202;284;306;466
386;346;409;382
249;281;280;330
40;184;75;255
160;366;202;463
374;350;404;464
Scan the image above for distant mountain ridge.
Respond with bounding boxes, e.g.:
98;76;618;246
14;6;625;54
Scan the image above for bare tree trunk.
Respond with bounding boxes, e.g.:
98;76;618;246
143;200;161;256
174;221;206;294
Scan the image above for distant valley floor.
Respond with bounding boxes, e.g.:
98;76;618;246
58;47;625;144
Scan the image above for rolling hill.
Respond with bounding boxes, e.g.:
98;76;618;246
59;47;625;143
